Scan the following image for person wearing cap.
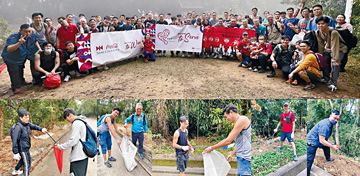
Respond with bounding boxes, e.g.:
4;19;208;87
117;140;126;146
57;108;89;176
97;107;126;168
306;110;340;176
203;104;251;176
236;31;251;67
124;103;149;159
12;109;47;176
273;101;298;161
33;42;62;85
172;116;192;176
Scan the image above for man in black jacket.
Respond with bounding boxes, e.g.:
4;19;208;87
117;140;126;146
12;109;47;176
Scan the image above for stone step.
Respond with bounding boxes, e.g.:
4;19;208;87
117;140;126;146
152;165;238;176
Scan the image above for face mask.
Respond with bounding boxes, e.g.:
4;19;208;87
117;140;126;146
330;120;337;125
259;40;264;44
251;41;256;45
45;48;52;53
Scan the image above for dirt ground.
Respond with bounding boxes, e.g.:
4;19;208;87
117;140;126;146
252;130;307;156
0;55;359;99
0;123;70;175
314;149;360;176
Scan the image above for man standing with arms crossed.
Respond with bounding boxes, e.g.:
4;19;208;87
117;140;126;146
274;101;298;161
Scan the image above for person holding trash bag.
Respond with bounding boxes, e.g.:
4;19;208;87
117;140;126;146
273;101;298;161
124;103;149;159
172;116;193;176
203;104;251;176
57;108;88;176
11;109;47;176
97;107;126;168
306;110;340;176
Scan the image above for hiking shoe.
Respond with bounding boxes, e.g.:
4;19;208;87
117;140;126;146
103;65;109;70
13;88;22;94
320;78;331;85
159;53;162;57
294;155;299;161
238;63;243;67
286;79;292;84
12;170;23;175
242;64;248;68
97;149;100;155
108;156;116;161
328;84;337;92
163;53;166;57
219;55;222;59
258;69;266;73
104;161;112;168
292;80;298;86
64;75;71;82
278;147;283;151
248;67;253;71
326;158;335;162
187;54;191;58
75;71;81;78
144;58;148;63
267;72;276;77
253;68;258;72
170;54;175;57
139;153;145;159
304;84;315;91
206;54;210;58
182;54;185;58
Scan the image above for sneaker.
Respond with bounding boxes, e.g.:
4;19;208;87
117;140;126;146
108;156;116;161
103;65;109;70
64;75;71;82
248;67;253;71
144;58;148;63
253;68;258;72
75;71;81;78
258;69;266;73
104;161;112;168
292;80;298;86
187;54;191;58
159;53;162;57
279;147;283;151
328;84;337;92
13;88;21;94
267;72;276;77
286;79;292;84
182;54;185;58
219;55;222;59
170;54;175;57
206;54;210;58
12;170;23;175
242;64;248;68
304;84;315;91
97;149;100;155
238;63;243;67
294;155;299;161
320;78;331;85
163;53;166;57
139;153;145;159
326;158;335;162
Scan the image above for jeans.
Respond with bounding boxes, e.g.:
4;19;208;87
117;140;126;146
144;51;156;61
237;157;251;176
307;144;331;176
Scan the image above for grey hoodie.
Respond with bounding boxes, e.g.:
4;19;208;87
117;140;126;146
58;116;87;162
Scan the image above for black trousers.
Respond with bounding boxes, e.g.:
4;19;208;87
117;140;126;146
70;158;88;176
15;151;31;176
307;144;331;176
61;62;79;76
5;61;25;91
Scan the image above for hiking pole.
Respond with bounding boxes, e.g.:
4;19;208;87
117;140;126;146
267;132;277;144
46;131;57;145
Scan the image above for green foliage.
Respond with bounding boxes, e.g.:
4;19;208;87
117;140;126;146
307;99;360;158
252;139;307;175
252;99;307;139
0;16;14;61
350;0;360;58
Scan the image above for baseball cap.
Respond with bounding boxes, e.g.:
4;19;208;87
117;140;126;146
18;109;29;117
242;31;248;35
283;101;290;106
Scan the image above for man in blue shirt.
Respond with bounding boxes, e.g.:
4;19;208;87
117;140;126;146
283;7;299;40
1;24;41;94
306;4;335;31
253;19;266;37
306;110;340;176
124;103;148;159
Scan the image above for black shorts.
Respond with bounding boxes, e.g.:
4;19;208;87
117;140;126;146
70;158;88;176
176;154;189;172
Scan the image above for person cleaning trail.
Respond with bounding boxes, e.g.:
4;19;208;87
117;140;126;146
273;101;298;161
11;109;47;176
97;107;126;168
203;104;251;176
172;116;192;176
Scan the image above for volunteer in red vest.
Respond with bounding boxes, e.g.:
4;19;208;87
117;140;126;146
273;101;298;161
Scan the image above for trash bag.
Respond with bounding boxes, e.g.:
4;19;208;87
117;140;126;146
53;145;64;174
43;74;61;89
291;31;305;45
119;137;137;171
203;150;231;176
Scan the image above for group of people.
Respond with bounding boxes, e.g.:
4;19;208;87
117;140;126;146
2;1;354;94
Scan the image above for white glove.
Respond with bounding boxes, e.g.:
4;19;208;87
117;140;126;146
273;128;278;133
291;132;294;139
42;128;47;133
14;153;21;160
182;146;190;151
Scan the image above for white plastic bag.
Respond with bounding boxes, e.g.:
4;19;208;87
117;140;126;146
291;31;305;45
119;137;137;171
203;150;231;176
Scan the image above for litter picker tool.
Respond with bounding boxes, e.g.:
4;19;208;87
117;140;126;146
46;131;63;174
267;131;277;144
40;72;62;79
46;131;58;145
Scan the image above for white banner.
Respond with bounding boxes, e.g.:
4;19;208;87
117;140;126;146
155;25;203;52
90;30;143;66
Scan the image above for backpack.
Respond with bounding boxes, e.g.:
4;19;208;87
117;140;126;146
333;27;358;50
282;111;294;124
131;114;147;126
303;31;319;53
10;123;20;142
74;119;97;158
309;52;327;72
97;114;109;127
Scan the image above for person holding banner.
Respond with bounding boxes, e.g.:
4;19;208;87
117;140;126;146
157;14;168;57
203;104;251;176
141;33;156;62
